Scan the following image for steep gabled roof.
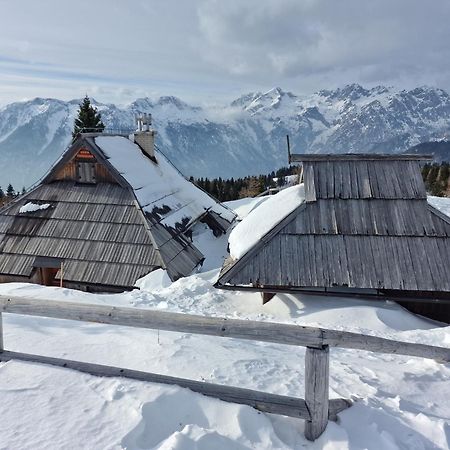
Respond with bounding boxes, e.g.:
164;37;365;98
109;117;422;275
0;133;235;289
216;155;450;295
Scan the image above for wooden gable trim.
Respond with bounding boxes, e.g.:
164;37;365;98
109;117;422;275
427;203;450;226
42;136;128;188
215;202;307;287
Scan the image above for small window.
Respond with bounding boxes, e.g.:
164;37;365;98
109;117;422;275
77;161;96;184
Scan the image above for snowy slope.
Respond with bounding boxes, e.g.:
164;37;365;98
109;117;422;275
1;84;450;188
0;198;449;449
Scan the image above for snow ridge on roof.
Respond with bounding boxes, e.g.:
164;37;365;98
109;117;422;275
95;136;235;230
228;184;305;259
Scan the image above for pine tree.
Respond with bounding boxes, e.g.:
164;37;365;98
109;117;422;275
72;95;105;141
6;184;15;198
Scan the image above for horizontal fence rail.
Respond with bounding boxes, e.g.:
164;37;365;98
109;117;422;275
0;295;449;441
0;297;448;362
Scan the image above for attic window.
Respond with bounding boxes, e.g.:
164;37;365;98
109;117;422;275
77;161;96;184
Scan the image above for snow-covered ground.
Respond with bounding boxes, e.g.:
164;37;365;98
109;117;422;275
1;197;450;449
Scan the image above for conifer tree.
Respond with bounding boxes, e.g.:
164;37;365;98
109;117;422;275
72;95;105;141
6;184;15;198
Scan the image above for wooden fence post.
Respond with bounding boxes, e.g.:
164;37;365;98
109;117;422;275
0;312;3;352
304;345;329;441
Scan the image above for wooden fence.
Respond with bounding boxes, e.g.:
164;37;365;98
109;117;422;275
0;296;449;441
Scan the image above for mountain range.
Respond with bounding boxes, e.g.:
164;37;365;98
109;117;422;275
1;84;450;189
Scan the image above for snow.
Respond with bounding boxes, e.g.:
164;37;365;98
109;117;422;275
0;195;449;449
95;136;235;230
228;184;305;259
19;202;51;214
428;195;450;217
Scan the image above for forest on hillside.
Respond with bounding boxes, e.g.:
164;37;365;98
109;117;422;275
195;162;450;201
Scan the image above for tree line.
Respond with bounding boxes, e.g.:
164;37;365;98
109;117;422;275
422;163;450;196
194;163;450;201
192;166;301;202
0;184;25;207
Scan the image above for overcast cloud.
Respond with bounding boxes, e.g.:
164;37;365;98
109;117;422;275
0;0;449;106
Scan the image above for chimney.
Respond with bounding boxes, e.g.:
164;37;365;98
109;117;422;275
134;113;157;159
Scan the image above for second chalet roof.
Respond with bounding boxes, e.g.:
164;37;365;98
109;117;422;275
216;154;450;294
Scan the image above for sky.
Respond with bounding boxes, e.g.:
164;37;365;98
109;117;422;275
1;0;450;107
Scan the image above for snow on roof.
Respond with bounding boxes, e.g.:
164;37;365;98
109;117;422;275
19;202;51;214
428;195;450;218
95;136;235;229
228;183;305;259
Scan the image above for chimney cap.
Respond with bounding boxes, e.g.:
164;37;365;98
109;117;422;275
136;113;152;132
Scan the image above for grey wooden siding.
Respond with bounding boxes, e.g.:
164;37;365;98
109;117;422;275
304;160;427;202
217;156;450;294
223;234;450;292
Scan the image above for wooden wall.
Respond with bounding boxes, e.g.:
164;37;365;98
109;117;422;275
53;160;118;184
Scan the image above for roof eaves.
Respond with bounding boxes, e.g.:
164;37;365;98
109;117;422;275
215;202;307;288
289;153;433;163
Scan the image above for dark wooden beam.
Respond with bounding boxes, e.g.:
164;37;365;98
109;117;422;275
289;154;433;162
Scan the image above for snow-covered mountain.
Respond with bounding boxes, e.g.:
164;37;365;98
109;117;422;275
1;84;450;188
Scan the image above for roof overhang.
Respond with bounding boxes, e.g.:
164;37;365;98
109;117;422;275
289;153;433;163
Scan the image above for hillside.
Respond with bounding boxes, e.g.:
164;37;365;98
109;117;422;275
1;84;450;188
408;140;450;161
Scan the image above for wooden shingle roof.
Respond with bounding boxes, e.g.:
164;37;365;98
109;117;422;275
216;155;450;295
0;133;235;289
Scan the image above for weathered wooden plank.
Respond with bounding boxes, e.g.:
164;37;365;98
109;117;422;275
0;350;350;420
304;163;317;202
304;346;330;441
0;350;310;418
322;329;450;362
289;154;433;162
0;296;324;349
1;297;449;362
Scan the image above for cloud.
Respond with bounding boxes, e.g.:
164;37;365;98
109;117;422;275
0;0;450;105
195;0;450;88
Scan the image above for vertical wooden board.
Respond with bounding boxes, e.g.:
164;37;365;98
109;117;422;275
297;236;311;287
395;237;418;291
340;162;350;199
411;238;435;290
318;162;328;199
305;163;317;202
337;235;350;286
329;200;338;235
0;311;3;351
314;236;326;285
308;235;318;287
387;236;404;288
304;346;330;441
281;235;294;286
356;236;370;287
318;200;330;233
373;236;391;288
360;161;372;198
349;161;360;198
335;200;350;234
333;162;343;199
326;161;335;199
404;237;425;291
433;239;450;290
421;238;443;289
348;236;363;287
